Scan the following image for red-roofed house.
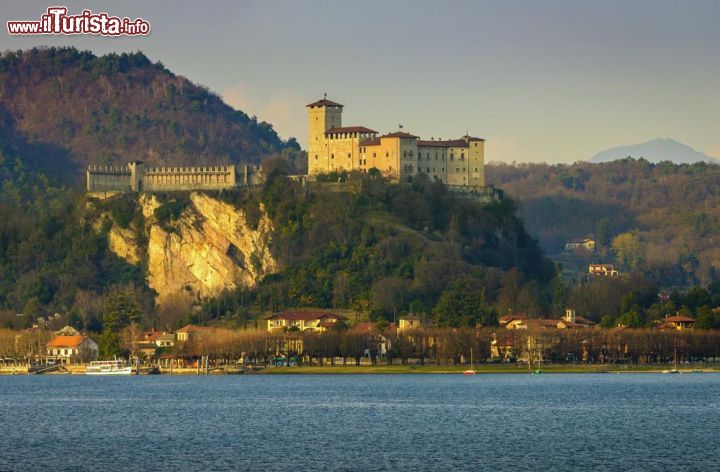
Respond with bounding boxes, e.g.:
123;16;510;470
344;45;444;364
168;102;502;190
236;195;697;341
176;324;210;342
267;311;345;333
46;335;98;363
499;314;528;327
658;315;695;331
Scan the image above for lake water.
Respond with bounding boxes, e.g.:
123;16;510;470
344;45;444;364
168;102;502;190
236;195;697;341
1;373;719;471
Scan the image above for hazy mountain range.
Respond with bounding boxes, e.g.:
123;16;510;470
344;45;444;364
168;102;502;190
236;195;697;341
589;138;719;164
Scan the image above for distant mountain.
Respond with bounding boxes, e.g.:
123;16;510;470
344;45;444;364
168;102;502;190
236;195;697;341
0;47;298;181
589;138;718;164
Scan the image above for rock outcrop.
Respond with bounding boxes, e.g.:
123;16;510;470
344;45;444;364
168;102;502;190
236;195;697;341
103;192;276;305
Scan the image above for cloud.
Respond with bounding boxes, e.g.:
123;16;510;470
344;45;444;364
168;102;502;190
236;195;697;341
222;82;305;143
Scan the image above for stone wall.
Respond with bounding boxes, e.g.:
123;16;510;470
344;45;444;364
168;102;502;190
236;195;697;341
142;165;237;192
86;162;263;193
86;165;132;192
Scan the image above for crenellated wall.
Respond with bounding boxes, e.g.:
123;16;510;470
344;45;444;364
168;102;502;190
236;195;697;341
141;165;237;191
86;165;132;192
86;162;263;194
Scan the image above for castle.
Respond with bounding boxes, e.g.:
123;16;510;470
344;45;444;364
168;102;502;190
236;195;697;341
86;162;262;196
307;97;485;187
86;96;489;196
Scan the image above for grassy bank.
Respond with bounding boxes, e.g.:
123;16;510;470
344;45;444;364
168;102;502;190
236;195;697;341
3;364;719;375
258;364;720;375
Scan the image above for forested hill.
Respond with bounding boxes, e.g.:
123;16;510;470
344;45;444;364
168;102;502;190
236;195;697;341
0;47;298;181
486;159;720;286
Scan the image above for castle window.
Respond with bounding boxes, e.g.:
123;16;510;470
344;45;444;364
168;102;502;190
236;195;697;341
426;167;430;173
460;153;465;160
373;152;376;158
315;155;318;160
347;153;351;158
331;154;335;160
386;152;389;157
475;168;478;171
474;143;478;147
450;154;454;161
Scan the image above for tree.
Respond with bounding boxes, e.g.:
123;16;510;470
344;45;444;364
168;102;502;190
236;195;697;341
103;288;142;332
371;277;411;319
433;277;491;327
612;232;643;270
98;329;122;359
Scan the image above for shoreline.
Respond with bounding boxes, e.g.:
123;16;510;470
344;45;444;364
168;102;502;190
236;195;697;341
2;364;719;376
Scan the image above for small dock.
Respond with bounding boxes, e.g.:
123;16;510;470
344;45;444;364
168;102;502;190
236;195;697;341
28;364;70;374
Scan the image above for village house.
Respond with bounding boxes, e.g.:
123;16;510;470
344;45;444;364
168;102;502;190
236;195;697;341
589;263;619;277
502;308;595;331
657;315;695;331
498;314;528;327
355;322;396;359
397;315;435;333
266;311;345;333
175;324;208;342
143;330;175;347
46;335;98;364
565;238;596;252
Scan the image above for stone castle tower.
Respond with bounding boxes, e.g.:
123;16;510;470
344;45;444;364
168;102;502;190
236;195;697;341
307;98;345;175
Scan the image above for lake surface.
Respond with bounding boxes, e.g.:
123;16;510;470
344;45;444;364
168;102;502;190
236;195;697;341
1;373;719;471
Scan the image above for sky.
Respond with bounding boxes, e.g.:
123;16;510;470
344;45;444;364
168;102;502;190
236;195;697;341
2;0;719;163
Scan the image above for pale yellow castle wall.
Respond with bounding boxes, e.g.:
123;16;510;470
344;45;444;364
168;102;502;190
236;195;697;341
467;140;485;187
307;105;342;175
361;137;401;180
324;135;361;173
417;145;449;183
446;146;470;186
397;138;419;181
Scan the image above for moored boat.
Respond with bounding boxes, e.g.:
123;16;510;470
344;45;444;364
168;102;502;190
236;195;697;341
86;360;132;375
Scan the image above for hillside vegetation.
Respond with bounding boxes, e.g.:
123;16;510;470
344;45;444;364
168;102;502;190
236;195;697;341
487;159;720;287
0;47;300;181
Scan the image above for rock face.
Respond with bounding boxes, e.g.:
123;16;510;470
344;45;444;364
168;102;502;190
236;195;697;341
106;192;277;305
107;225;143;265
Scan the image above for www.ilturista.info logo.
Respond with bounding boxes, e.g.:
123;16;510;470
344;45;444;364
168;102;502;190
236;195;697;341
7;7;150;36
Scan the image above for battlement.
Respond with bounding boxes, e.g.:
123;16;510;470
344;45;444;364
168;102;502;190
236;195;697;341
86;162;263;195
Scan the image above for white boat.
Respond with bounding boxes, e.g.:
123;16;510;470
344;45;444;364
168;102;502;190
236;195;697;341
86;360;132;375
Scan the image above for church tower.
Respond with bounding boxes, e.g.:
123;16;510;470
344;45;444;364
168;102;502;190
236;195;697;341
306;97;343;175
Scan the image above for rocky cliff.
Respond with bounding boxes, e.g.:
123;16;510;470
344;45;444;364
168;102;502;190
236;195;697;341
100;192;277;305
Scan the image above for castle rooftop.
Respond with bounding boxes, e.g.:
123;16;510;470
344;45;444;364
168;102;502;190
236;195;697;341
326;126;377;135
417;136;485;148
382;131;418;139
306;98;343;108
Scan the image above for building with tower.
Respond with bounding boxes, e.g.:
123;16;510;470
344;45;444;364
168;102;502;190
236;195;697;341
306;97;486;188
